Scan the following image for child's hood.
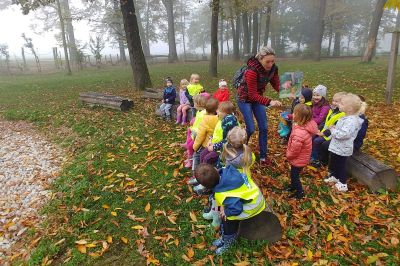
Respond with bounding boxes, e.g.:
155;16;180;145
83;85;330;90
294;120;318;135
215;165;244;192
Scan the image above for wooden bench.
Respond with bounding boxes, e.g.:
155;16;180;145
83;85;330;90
79;92;134;111
347;151;398;192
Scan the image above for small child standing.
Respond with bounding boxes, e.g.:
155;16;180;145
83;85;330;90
158;77;176;121
324;93;365;192
311;85;330;128
186;73;204;108
213;79;230;103
286;104;318;199
176;79;191;125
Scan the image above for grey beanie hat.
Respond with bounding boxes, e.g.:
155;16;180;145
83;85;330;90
313;84;327;98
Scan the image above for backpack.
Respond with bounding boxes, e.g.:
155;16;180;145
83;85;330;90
232;65;277;90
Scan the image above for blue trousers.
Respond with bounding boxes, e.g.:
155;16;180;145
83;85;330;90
290;166;303;194
237;100;268;159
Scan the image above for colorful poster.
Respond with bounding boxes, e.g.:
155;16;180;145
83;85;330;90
279;71;304;98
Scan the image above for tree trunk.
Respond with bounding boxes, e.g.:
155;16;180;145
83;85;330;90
61;0;77;67
264;1;272;46
242;12;250;54
120;0;152;89
229;8;237;60
327;24;333;56
219;15;223;59
362;0;386;63
312;0;327;61
248;13;252;50
113;0;127;62
21;47;27;70
252;11;259;54
333;31;341;57
56;0;71;75
181;0;187;61
161;0;178;63
135;3;150;57
209;0;219;77
226;36;230;56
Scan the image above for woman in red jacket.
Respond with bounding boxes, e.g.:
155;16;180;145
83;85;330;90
237;47;282;166
286;104;318;199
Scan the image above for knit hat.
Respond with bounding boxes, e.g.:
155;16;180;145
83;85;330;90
313;84;327;98
301;88;313;103
200;92;211;100
165;77;173;84
219;80;227;87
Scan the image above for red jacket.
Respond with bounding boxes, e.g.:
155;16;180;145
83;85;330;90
238;56;280;105
213;88;230;102
286;120;318;167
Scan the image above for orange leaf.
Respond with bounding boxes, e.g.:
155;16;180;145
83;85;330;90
187;247;194;258
121;237;128;244
167;215;177;224
106;236;113;244
76;244;87;254
145;203;151;212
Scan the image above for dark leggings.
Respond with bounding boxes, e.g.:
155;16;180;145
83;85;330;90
329;153;348;184
222;219;240;235
290;166;303;194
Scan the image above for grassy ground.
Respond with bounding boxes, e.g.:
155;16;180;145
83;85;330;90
0;58;399;265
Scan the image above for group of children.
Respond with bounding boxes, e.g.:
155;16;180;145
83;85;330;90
155;75;369;254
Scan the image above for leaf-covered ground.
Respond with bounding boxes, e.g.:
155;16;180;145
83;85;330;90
0;58;399;265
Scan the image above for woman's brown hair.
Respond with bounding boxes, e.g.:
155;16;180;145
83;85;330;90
293;103;312;126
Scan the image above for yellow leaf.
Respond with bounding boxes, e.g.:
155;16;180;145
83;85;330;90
121;237;128;244
173;168;179;177
92;196;101;201
132;225;144;230
88;252;100;257
107;236;113;244
102;204;110;209
111;211;117;216
233;262;251;266
185;196;193;203
189;212;197;222
187;247;194;258
326;232;333;242
125;196;134;203
181;254;191;262
145;203;151;212
85;243;97;248
307;165;317;171
366;255;379;264
307;249;313;261
167;215;177;224
75;240;88;245
76;244;87;254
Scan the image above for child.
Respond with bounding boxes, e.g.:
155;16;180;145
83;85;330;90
183;94;209;168
194;162;265;254
312;84;330;128
324;93;365;192
285;104;318;199
353;95;369;152
185;73;204;108
213;79;230;103
176;79;191;125
311;92;347;167
201;101;239;166
158;77;176;121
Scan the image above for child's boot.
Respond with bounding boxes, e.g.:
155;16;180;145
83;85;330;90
215;234;237;255
176;113;182;124
277;122;283;135
212;225;224;247
181;114;187;125
210;211;222;228
279;124;290;137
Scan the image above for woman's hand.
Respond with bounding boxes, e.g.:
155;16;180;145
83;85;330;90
269;100;282;107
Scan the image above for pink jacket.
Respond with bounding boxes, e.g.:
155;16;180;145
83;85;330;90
286;120;318;167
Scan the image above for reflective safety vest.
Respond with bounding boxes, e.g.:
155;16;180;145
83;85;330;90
187;84;203;96
305;101;312;106
215;177;266;221
211;120;223;144
190;109;206;137
321;109;345;140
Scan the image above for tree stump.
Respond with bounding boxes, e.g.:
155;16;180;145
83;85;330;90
347;151;398;192
79;92;134;111
238;210;282;243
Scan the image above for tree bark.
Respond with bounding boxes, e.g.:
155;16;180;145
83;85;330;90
252;11;259;54
209;0;219;77
113;0;127;62
120;0;152;89
56;0;71;75
242;12;250;54
219;15;223;59
312;0;327;61
327;24;333;56
181;0;187;61
161;0;178;63
229;8;237;60
333;31;341;57
135;3;150;57
61;0;77;67
362;0;386;63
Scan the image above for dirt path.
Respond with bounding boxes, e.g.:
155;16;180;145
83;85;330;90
0;120;64;262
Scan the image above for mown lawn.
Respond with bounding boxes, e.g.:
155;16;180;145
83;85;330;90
0;58;399;265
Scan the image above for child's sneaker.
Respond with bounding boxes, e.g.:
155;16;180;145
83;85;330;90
335;182;348;192
324;175;339;183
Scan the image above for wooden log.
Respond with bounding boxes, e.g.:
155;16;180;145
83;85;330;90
238;210;282;242
346;151;398;192
79;92;134;111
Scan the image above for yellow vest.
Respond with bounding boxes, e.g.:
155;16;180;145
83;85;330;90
211;120;223;144
187;84;203;96
321;109;345;140
190;109;206;137
305;101;312;106
215;176;265;221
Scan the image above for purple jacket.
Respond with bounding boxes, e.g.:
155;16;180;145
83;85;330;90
312;101;330;127
179;89;189;105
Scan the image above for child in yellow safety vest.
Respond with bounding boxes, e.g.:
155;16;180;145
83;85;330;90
311;92;347;167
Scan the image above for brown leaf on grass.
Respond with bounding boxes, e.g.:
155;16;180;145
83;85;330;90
121;237;128;244
181;254;191;262
145;203;151;212
76;244;87;254
185;196;193;203
189;211;197;222
233;262;251;266
187;247;194;259
167;215;177;224
106;236;112;244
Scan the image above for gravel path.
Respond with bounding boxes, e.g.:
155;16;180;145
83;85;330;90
0;120;64;261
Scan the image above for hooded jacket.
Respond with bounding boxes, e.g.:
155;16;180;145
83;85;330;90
193;114;219;151
213;87;230;103
329;115;363;156
286;120;318;167
163;86;176;104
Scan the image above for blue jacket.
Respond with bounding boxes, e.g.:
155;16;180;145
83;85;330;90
163;86;176;104
354;114;368;151
213;114;239;151
214;166;251;217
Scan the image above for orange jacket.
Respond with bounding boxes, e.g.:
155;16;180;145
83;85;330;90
286;120;318;167
193;114;219;151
